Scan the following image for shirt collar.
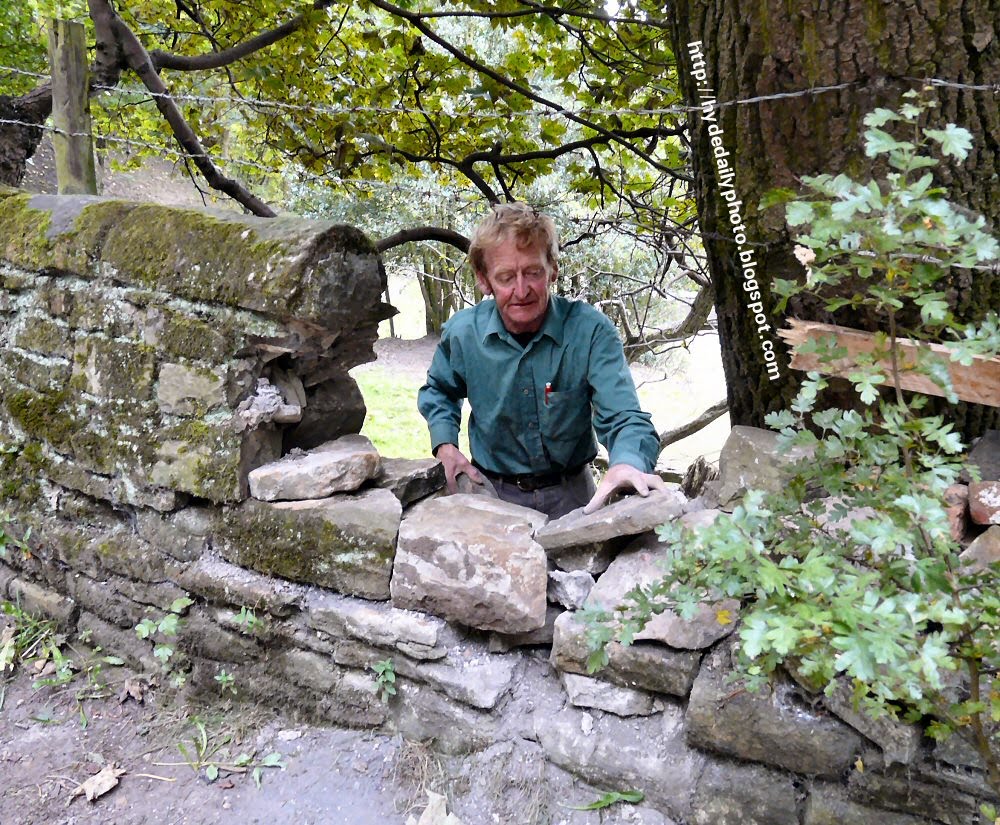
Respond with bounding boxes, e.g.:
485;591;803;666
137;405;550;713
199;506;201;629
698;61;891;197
482;295;566;347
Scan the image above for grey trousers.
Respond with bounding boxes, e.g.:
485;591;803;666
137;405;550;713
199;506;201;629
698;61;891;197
489;465;597;519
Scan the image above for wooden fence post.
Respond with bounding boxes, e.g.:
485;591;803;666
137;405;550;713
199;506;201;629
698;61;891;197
48;18;97;195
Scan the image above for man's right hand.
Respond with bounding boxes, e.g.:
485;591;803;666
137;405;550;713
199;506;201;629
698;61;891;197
435;443;484;493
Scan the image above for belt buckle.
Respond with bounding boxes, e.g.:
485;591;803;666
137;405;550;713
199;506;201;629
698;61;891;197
515;476;535;492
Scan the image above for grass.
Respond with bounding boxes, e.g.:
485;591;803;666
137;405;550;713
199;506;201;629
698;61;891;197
353;366;469;461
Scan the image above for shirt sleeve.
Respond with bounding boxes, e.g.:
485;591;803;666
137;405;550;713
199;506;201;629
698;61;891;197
417;328;466;454
587;314;660;473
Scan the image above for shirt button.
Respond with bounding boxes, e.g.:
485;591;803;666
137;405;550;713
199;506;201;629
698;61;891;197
522;388;530;395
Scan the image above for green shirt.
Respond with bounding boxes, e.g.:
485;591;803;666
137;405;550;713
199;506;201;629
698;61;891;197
418;295;659;475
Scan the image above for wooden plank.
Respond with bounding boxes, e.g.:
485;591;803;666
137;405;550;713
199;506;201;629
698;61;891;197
778;319;1000;408
48;18;97;195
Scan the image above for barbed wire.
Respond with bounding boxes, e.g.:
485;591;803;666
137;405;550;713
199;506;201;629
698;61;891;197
3;62;996;123
0;116;423;192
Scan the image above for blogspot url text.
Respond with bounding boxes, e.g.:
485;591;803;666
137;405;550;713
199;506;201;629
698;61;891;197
687;40;781;382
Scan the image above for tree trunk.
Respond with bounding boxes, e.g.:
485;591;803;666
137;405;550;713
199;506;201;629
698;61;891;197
670;0;1000;440
0;88;51;186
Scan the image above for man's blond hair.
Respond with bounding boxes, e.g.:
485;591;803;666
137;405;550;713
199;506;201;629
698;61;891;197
468;203;559;276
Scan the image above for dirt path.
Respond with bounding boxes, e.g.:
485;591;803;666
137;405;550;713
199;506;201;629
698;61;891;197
0;666;413;825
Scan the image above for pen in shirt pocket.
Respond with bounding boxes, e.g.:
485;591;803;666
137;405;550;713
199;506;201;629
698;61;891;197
544;382;552;406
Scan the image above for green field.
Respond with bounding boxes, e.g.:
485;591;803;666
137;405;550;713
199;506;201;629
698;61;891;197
353;366;470;460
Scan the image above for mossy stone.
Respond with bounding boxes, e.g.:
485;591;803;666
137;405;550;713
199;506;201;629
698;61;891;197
0;349;71;392
215;490;401;600
14;315;73;358
0;193;53;271
3;386;79;452
72;336;156;400
68;290;138;336
149;420;245;503
146;307;232;363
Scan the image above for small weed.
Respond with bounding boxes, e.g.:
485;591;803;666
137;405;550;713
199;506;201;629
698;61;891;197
234;606;264;634
165;715;285;787
135;596;193;688
1;600;65;679
370;658;397;703
214;669;236;695
567;789;645;811
0;511;31;560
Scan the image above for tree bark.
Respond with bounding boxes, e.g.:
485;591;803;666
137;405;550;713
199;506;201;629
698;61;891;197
0;87;52;186
670;0;1000;440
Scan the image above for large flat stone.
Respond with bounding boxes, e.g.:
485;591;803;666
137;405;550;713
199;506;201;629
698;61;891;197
374;457;445;505
560;672;659;717
691;760;799;825
390;682;496;755
959;524;1000;573
847;765;979;825
967;430;1000;483
804;783;933;825
716;424;813;509
333;639;519;710
176;556;305;617
533;702;704;821
584;532;738;650
248;434;381;501
535;490;684;554
822;678;922;767
156;362;227;416
8;576;76;628
391;495;547;634
686;644;862;779
551;611;701;698
216;488;400;599
308;590;449;660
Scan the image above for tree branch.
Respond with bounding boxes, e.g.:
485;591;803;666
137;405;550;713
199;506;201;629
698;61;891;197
365;0;685;179
88;0;276;217
149;1;336;71
659;400;728;449
377;226;470;254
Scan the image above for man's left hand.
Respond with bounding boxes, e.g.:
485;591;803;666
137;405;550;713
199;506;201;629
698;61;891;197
583;463;668;514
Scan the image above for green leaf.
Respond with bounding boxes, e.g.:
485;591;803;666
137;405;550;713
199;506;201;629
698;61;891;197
862;108;900;128
923;124;973;160
864;128;910;157
569;790;645;810
261;752;286;768
785;201;814;226
759;188;797;211
206;764;219;782
169;597;194;614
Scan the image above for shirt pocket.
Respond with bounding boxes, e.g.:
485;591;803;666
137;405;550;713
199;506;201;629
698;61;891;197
540;383;591;464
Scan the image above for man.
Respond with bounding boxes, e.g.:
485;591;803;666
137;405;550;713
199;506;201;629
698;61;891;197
417;202;666;518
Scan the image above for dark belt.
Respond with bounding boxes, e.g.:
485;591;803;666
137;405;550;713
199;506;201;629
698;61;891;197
475;462;587;493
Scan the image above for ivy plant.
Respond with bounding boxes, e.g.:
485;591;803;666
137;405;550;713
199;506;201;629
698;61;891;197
583;91;1000;802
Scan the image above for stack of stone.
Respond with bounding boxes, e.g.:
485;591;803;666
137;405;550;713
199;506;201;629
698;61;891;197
951;431;1000;569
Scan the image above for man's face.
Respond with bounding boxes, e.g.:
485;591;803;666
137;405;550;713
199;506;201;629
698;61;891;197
477;237;557;335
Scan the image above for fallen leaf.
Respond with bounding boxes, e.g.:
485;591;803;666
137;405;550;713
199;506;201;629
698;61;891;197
217;779;235;790
118;677;147;705
405;791;464;825
70;764;126;802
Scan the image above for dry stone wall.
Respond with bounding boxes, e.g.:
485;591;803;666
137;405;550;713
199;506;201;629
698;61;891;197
0;189;994;824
